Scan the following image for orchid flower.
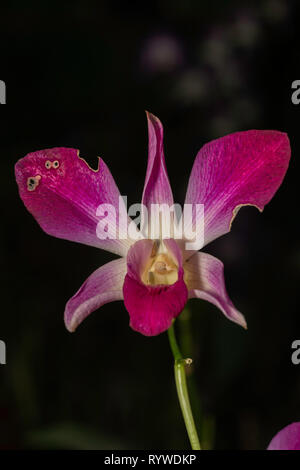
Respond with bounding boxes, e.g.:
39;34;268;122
267;422;300;450
15;112;290;338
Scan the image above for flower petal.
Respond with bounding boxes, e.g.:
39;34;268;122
184;252;247;328
123;275;188;336
15;147;132;256
267;422;300;450
185;130;291;247
123;239;188;336
141;112;174;238
64;258;127;332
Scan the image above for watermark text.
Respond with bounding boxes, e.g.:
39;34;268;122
0;340;6;365
95;197;204;250
0;80;6;104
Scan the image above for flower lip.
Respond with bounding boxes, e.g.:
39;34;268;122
123;238;188;336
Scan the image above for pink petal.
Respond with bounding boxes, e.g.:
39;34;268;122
267;422;300;450
185;130;291;247
15;148;132;256
141;112;174;237
64;258;127;332
184;252;247;328
123;239;188;336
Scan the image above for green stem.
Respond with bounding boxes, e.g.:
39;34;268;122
168;322;201;450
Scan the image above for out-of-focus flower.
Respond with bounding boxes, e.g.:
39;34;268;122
141;34;184;73
15;113;290;336
172;69;208;105
262;0;288;23
232;13;261;48
267;422;300;450
201;28;232;69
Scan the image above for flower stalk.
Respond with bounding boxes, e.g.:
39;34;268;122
168;321;201;450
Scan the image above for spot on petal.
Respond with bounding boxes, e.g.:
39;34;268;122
27;175;41;191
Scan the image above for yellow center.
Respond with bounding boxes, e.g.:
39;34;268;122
142;244;179;286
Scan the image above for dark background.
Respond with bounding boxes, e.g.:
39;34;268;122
0;0;300;450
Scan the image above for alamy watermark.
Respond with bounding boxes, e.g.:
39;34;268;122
291;340;300;365
0;80;6;104
95;197;204;250
0;340;6;365
291;80;300;105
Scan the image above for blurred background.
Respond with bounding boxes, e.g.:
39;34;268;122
0;0;300;450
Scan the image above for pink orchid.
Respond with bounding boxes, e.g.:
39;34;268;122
15;112;290;337
267;422;300;450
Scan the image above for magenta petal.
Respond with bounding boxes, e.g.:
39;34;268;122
123;274;188;336
141;113;174;235
142;112;174;207
125;238;154;282
123;239;188;336
267;422;300;450
185;130;291;247
15;148;132;256
64;258;127;332
185;252;246;328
